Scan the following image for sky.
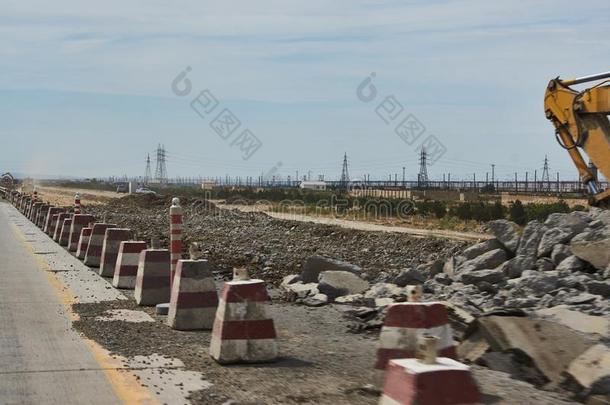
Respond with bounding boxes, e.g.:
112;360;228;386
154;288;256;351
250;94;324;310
1;0;609;182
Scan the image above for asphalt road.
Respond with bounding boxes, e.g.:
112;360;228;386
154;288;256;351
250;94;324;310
0;201;122;405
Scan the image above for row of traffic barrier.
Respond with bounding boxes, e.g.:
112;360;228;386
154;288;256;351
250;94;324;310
5;189;480;404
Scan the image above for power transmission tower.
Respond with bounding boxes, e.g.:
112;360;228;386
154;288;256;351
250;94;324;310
542;155;550;190
154;144;167;184
340;152;350;188
418;148;429;188
144;154;152;185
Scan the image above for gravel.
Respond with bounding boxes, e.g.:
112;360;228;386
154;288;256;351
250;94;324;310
84;194;466;286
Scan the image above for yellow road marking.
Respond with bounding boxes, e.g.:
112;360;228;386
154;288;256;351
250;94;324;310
9;220;159;405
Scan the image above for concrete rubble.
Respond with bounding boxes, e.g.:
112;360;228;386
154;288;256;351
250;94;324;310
277;209;610;403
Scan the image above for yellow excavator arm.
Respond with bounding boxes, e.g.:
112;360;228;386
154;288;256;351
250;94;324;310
544;71;610;206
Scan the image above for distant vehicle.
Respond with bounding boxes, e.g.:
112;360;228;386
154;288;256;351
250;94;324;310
116;183;128;193
299;181;326;190
135;187;156;195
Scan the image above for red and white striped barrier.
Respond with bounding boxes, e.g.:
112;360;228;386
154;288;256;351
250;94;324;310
44;207;64;234
68;214;95;252
170;198;183;287
209;269;278;364
76;227;93;259
58;218;73;246
84;223;117;267
167;259;218;330
380;357;480;405
52;213;69;241
74;193;81;214
99;228;133;277
375;302;457;371
135;249;171;306
112;241;147;289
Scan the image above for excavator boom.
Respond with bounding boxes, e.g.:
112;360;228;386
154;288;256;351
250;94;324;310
544;71;610;207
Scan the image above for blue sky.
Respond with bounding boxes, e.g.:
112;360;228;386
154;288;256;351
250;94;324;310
1;0;609;181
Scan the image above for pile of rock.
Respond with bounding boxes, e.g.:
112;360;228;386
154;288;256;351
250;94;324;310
429;208;610;316
280;208;610;402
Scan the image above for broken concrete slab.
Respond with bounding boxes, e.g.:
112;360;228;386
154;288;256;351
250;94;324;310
477;315;595;384
566;344;610;396
536;305;610;338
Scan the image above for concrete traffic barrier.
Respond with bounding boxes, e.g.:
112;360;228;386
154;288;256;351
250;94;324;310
44;207;64;234
24;197;30;215
99;228;133;277
76;227;93;259
135;249;171;306
74;193;81;214
167;259;218;330
58;218;73;247
68;214;95;252
29;202;42;222
209;268;278;364
36;204;50;228
84;224;117;267
112;241;147;289
170;198;183;287
375;301;457;371
379;336;479;405
33;203;44;226
52;213;68;241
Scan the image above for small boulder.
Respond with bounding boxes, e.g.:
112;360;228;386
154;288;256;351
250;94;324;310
571;228;610;270
393;268;425;287
544;212;588;237
301;255;363;283
586;280;610;298
462;239;503;260
556;255;587;273
550;244;572;265
335;294;364;304
282;281;319;300
363;283;404;299
536;257;555;272
517;271;559;294
458;248;508;273
516;221;546;259
302;293;328;307
318;271;369;299
537;228;572;257
498;255;535;279
459;269;505;286
486;220;520;254
416;259;444;276
443;256;460;276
